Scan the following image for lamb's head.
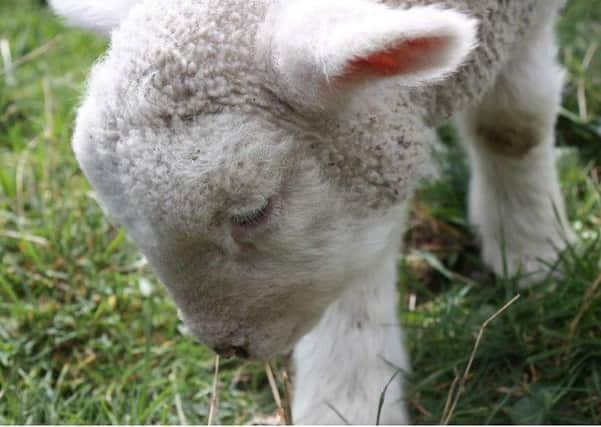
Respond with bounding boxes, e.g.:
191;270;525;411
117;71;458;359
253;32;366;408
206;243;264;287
53;0;477;359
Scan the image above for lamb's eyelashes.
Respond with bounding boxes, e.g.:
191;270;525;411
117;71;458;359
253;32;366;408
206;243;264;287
230;196;273;229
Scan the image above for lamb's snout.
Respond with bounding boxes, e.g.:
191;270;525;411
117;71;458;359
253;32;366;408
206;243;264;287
213;345;250;359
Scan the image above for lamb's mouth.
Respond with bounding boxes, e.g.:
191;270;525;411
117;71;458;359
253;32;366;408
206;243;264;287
213;345;250;359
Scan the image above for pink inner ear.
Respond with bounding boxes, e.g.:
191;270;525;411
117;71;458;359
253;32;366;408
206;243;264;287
338;37;447;82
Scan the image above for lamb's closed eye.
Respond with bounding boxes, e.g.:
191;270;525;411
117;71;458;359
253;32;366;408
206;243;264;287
231;197;273;228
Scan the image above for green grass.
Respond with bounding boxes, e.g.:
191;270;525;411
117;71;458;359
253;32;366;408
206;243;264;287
1;0;599;424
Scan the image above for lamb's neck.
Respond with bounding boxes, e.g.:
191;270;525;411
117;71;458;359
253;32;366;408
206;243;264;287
292;245;409;424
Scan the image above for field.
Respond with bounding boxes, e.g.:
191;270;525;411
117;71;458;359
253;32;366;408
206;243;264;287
1;0;599;424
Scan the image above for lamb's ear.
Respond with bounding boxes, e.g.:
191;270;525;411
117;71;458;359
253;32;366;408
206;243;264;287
48;0;142;35
261;0;478;109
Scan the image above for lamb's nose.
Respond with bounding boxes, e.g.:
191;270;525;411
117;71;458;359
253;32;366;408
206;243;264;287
214;345;249;359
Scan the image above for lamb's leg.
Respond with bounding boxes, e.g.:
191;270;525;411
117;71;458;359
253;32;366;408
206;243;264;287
292;242;409;424
457;5;574;282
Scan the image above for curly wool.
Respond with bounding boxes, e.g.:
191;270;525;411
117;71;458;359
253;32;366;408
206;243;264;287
76;0;550;219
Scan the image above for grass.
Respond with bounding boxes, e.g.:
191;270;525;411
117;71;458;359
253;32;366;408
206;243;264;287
0;0;599;424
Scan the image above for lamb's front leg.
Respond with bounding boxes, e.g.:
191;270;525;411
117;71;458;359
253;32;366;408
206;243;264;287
292;249;409;425
458;3;574;282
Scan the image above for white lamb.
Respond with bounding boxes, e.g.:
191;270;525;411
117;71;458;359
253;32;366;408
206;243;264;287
51;0;573;424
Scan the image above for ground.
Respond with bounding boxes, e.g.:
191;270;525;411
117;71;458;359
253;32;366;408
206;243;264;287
0;0;599;424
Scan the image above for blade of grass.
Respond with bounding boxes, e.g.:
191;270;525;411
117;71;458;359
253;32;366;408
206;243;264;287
207;355;220;426
441;294;521;425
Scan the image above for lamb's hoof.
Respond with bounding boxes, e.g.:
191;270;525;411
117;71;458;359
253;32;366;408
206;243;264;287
513;256;564;288
482;245;570;289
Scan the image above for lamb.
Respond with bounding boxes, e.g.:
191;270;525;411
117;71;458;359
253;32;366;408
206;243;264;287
50;0;573;424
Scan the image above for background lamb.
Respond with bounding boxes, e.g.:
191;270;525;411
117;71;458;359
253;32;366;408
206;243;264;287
1;0;599;425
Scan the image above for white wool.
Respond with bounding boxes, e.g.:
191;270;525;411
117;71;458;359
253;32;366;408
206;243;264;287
52;0;572;423
48;0;142;35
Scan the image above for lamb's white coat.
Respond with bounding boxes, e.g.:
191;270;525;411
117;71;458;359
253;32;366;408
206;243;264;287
51;0;572;423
